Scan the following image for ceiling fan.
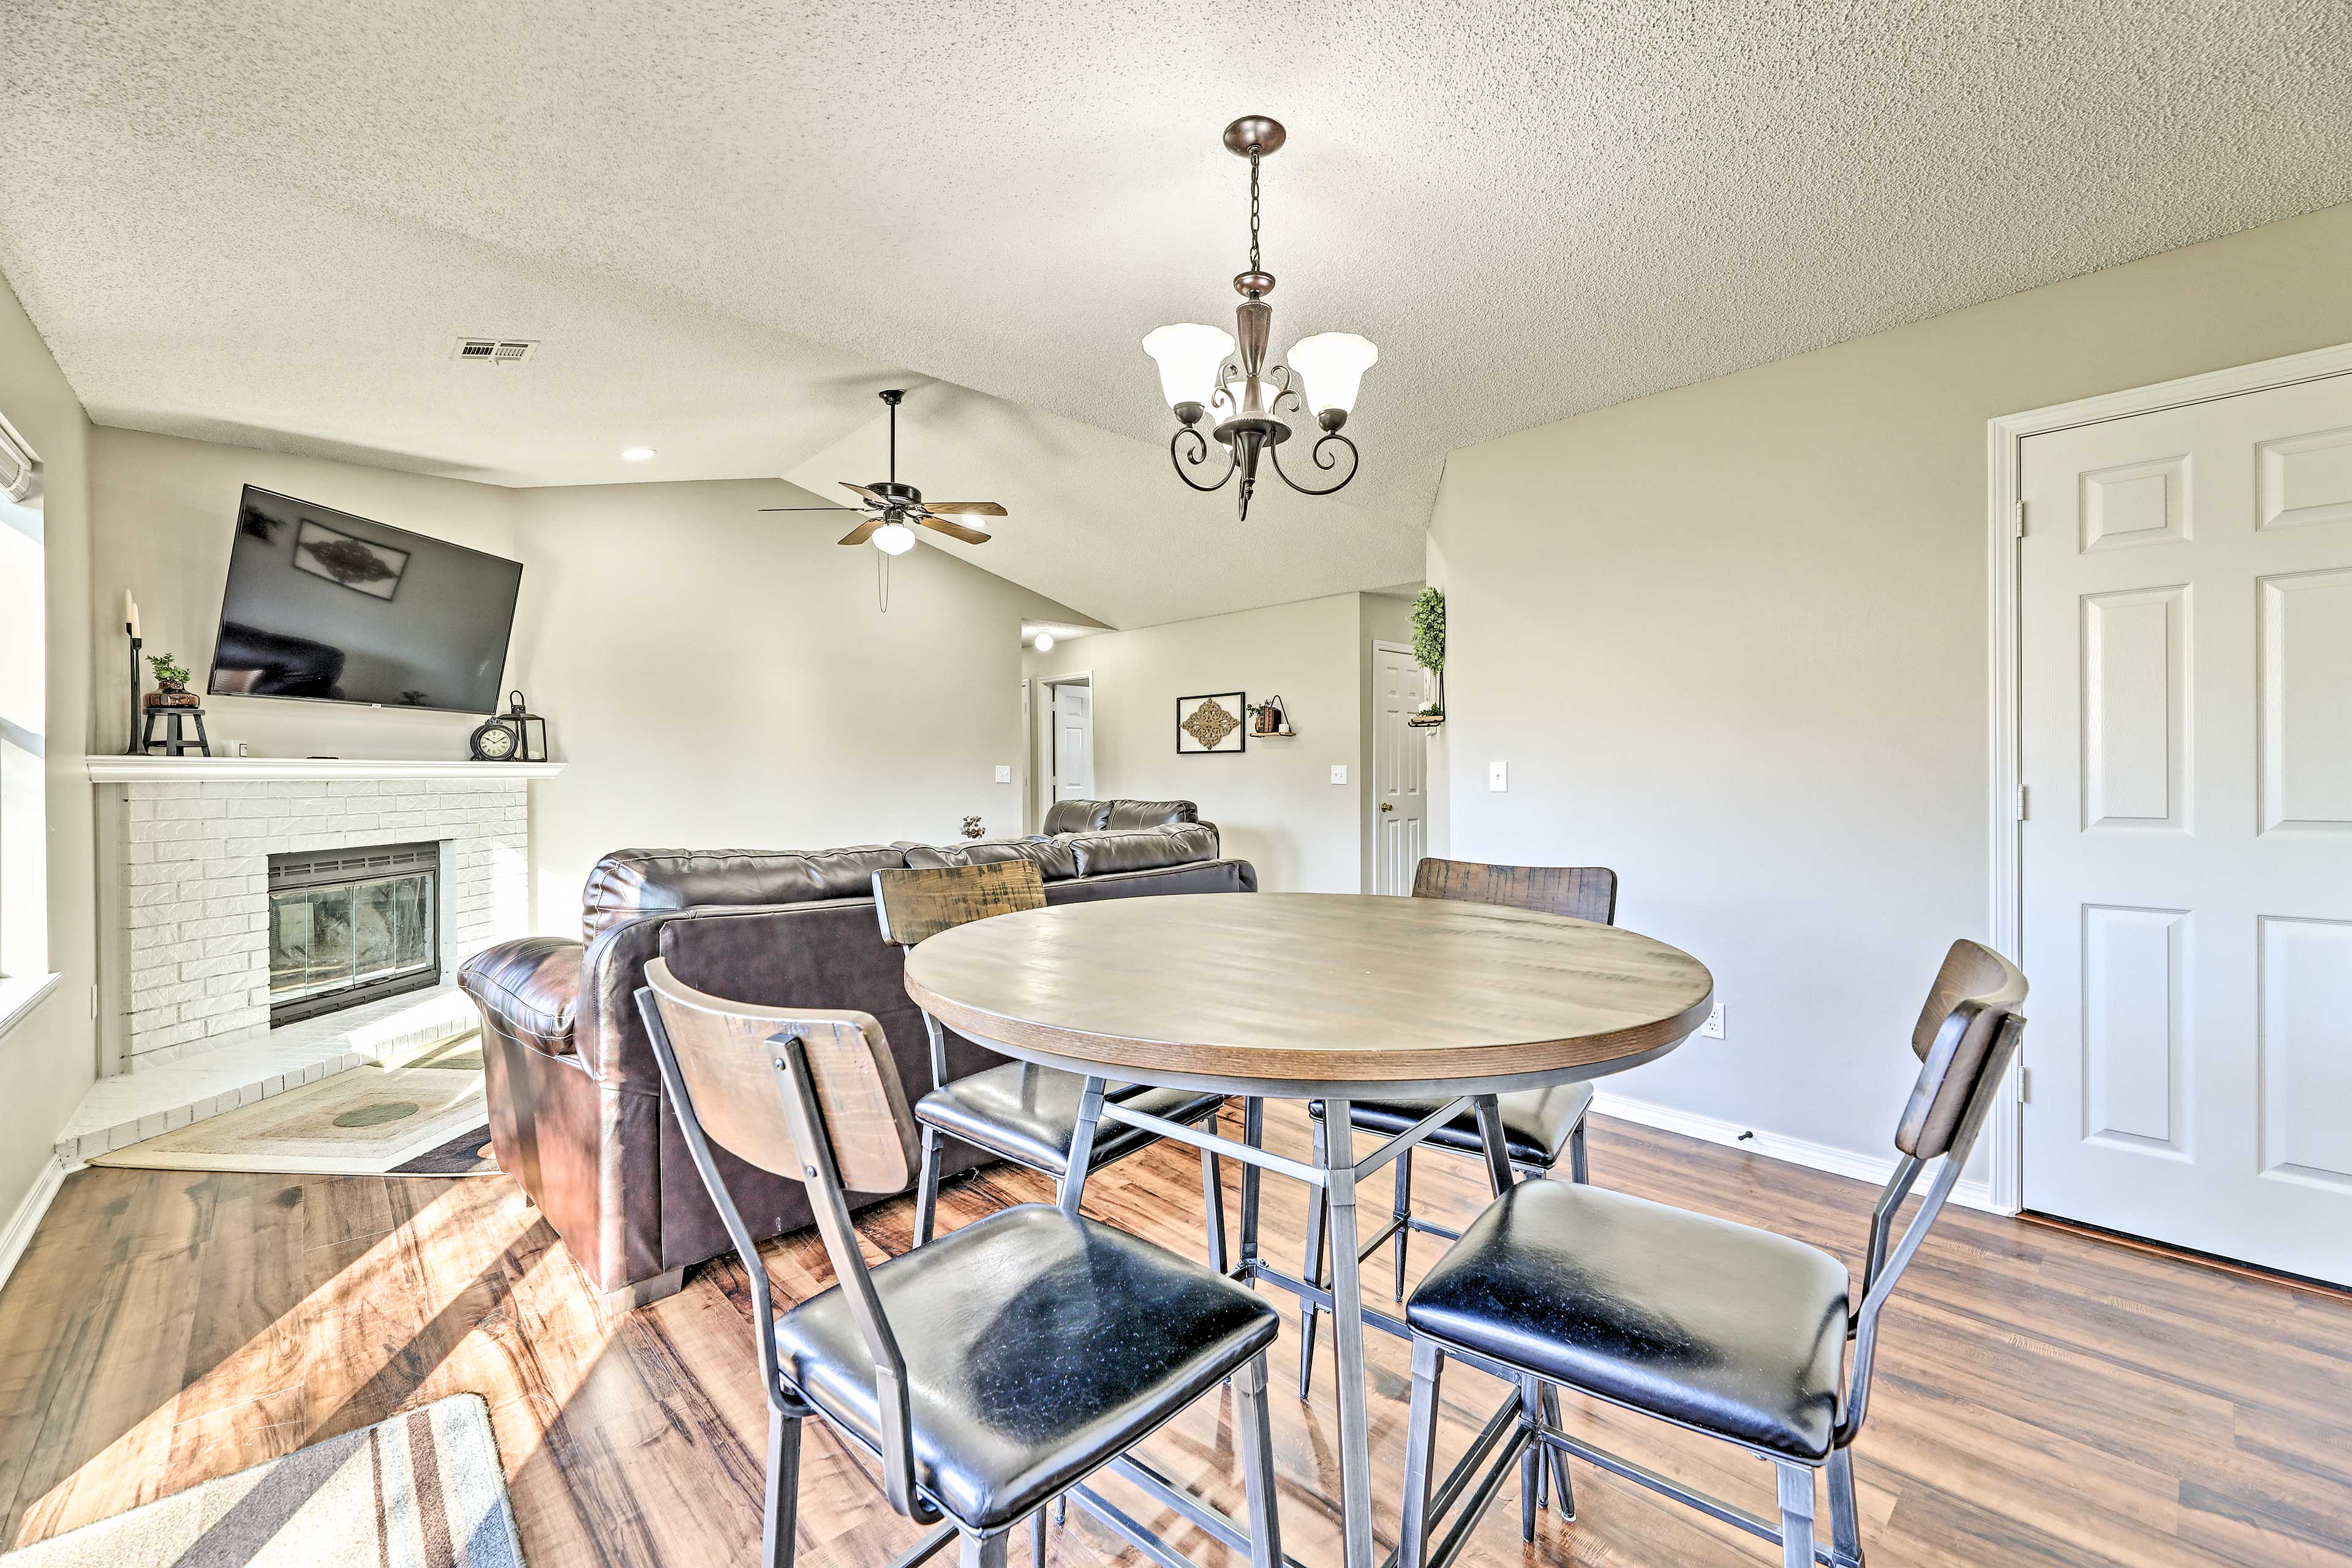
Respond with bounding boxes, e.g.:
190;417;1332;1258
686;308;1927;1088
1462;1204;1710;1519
760;388;1006;555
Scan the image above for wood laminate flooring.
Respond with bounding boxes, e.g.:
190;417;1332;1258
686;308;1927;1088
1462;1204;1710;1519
1;1107;2345;1567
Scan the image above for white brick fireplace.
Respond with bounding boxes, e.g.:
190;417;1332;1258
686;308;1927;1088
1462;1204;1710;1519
87;757;560;1077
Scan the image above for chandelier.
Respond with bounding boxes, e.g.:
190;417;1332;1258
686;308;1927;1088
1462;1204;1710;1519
1144;116;1378;521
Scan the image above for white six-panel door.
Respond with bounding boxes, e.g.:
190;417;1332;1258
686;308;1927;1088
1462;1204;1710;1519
2020;373;2352;1284
1373;643;1427;895
1053;685;1093;801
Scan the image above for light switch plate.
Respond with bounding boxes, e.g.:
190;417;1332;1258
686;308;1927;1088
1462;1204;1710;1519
994;764;1012;783
1488;760;1508;792
1330;764;1348;785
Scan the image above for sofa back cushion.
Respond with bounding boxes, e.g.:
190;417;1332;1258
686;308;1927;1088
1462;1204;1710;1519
1101;799;1199;830
1041;798;1110;835
900;836;1082;880
1065;821;1221;877
581;845;909;940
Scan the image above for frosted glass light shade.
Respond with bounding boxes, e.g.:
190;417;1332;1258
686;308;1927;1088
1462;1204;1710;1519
873;521;917;556
1143;323;1236;412
1034;631;1055;652
1286;333;1379;416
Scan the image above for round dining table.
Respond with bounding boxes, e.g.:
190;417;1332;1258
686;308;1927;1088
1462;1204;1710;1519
903;891;1713;1568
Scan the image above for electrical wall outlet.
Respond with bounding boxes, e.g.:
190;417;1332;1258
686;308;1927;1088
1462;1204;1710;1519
1698;1001;1727;1039
1330;764;1348;785
994;764;1012;783
1488;760;1508;791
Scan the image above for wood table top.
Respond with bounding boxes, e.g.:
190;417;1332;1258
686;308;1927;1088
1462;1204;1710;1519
902;892;1714;1096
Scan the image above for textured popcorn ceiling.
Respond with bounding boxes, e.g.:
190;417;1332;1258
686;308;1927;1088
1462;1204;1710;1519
3;2;2351;627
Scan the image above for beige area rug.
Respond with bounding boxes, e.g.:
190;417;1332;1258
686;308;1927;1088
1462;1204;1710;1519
0;1393;524;1567
92;1062;490;1177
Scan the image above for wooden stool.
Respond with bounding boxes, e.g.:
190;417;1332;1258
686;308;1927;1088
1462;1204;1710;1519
140;704;211;756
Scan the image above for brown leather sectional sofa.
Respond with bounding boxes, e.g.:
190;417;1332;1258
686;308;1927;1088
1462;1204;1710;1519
458;801;1251;1302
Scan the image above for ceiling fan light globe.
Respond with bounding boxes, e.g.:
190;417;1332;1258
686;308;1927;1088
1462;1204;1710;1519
1034;632;1055;652
1144;323;1235;414
872;521;917;556
1286;332;1379;417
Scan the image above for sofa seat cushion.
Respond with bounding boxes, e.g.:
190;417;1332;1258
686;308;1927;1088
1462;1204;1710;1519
581;845;910;938
459;936;583;1057
902;837;1081;881
1065;823;1221;877
916;1064;1226;1175
775;1204;1277;1529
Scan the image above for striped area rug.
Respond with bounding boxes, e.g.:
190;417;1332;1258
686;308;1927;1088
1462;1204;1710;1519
0;1394;523;1567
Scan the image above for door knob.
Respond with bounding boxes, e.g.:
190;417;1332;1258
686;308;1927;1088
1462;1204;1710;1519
1379;801;1393;812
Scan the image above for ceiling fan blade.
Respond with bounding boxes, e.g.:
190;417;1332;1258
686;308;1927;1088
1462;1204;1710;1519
837;518;884;546
841;481;889;506
919;516;992;546
919;501;1008;517
758;506;862;512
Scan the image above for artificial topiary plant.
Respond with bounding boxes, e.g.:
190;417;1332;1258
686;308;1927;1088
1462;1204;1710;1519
146;652;192;691
1409;587;1446;720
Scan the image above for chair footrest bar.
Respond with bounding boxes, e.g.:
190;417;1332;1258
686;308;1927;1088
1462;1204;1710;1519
1107;1453;1311;1568
1067;1483;1213;1568
1424;1422;1529;1568
1531;1423;1833;1566
1404;1216;1461;1243
883;1521;960;1568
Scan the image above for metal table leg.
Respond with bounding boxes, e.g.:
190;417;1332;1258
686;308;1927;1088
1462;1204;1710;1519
1317;1098;1378;1568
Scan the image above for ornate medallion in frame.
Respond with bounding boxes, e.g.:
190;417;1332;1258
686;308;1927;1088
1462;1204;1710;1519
1177;691;1248;755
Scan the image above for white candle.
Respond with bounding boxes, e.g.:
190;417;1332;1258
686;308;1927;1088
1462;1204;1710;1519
123;589;140;639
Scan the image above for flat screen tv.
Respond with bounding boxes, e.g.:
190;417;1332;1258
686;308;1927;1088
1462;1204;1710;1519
206;486;524;714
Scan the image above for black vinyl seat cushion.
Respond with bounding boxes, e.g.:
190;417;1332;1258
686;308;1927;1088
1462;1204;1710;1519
1308;1084;1594;1167
1406;1180;1851;1461
775;1204;1278;1529
917;1064;1226;1175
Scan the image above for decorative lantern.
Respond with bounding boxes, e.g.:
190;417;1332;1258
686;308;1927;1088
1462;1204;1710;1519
503;690;548;763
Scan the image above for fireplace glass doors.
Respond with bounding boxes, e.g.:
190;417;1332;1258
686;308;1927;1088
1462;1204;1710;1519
266;842;440;1024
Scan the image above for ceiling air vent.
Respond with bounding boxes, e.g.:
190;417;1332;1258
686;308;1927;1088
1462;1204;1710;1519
452;337;539;364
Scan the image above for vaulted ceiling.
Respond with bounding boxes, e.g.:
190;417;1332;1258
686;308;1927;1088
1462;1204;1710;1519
4;2;2350;627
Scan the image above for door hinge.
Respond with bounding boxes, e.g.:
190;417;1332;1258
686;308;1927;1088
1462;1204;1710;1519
2017;783;2030;821
2013;500;2027;539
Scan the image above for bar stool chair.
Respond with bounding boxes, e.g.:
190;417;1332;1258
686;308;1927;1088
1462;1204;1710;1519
1298;857;1617;1398
873;862;1232;1260
1394;939;2027;1568
636;958;1284;1568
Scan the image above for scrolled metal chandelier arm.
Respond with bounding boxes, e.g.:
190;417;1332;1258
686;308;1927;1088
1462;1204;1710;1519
1268;428;1360;497
1169;424;1237;492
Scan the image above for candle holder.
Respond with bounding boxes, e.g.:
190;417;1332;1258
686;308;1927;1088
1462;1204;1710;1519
123;629;143;756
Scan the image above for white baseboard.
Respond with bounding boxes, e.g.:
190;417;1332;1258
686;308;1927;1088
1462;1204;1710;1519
1591;1091;2002;1215
0;1155;70;1297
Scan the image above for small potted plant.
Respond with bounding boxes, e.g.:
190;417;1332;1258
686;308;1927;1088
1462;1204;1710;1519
1406;588;1447;727
145;652;198;707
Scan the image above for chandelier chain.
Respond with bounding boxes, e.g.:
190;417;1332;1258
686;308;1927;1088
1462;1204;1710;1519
1248;148;1261;273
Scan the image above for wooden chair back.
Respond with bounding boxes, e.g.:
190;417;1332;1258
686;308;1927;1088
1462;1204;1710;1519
1412;857;1618;925
1895;939;2029;1161
872;860;1047;947
639;957;919;1193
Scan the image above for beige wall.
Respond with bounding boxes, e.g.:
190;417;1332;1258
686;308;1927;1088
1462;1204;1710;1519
1025;593;1378;894
510;481;1085;933
0;271;96;1231
1430;200;2352;1171
89;428;519;761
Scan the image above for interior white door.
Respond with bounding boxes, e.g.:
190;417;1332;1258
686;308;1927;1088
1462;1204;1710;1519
2020;371;2352;1284
1053;685;1094;801
1373;643;1427;895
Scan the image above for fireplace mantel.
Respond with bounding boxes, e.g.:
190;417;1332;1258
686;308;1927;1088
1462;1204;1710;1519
87;756;564;782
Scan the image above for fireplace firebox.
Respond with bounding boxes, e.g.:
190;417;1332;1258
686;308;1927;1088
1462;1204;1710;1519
267;842;442;1025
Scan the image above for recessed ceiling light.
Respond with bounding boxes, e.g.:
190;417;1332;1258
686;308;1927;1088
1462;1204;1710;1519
1034;632;1056;652
620;446;656;461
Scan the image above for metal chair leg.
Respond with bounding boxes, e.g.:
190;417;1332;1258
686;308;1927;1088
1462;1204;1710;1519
915;1126;944;1246
763;1409;802;1568
1777;1462;1817;1568
1391;1147;1413;1301
1201;1142;1229;1274
1396;1338;1445;1568
1234;1352;1283;1568
1568;1118;1589;1184
1029;1508;1047;1568
1518;1375;1540;1542
1297;1116;1329;1400
1826;1447;1864;1566
960;1530;1010;1568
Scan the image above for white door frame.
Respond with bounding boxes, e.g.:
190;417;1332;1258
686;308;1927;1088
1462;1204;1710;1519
1036;669;1095;823
1983;338;2352;1215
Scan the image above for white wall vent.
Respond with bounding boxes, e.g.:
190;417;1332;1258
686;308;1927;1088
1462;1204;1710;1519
452;337;539;363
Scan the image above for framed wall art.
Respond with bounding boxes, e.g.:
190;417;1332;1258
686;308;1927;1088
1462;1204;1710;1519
1176;691;1247;755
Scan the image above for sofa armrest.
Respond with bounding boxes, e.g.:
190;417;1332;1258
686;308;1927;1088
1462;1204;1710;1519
459;937;584;1059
